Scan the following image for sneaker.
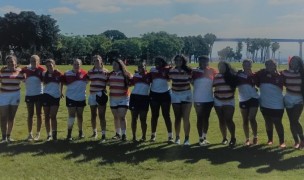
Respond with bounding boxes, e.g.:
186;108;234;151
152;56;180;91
280;142;286;148
46;135;52;141
132;136;137;142
34;133;40;141
112;133;121;140
253;137;258;145
100;135;106;143
79;132;85;139
90;133;97;139
222;138;228;145
66;135;73;141
267;140;273;145
7;137;15;143
184;139;190;146
0;138;7;143
27;134;34;141
244;139;250;146
139;136;146;142
121;134;127;141
294;143;300;149
175;137;180;145
229;138;236;147
150;135;156;142
168;137;174;143
199;139;209;146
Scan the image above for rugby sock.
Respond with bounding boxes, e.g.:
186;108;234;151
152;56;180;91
168;132;173;138
121;129;126;135
202;133;207;139
52;131;57;140
116;128;121;135
102;131;106;135
185;136;189;141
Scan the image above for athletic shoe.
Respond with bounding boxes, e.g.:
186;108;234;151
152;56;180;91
294;143;300;149
244;139;250;146
34;133;40;141
0;138;7;144
121;134;127;141
200;139;210;146
229;138;236;147
280;142;286;148
253;137;258;145
175;137;180;145
100;135;106;143
132;136;137;142
150;135;156;142
183;139;190;146
222;138;228;145
27;134;34;141
267;140;273;145
168;137;174;143
139;136;146;142
90;133;97;139
112;133;121;140
79;132;85;139
7;137;15;143
46;135;52;141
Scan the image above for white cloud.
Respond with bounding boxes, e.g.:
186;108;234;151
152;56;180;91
48;7;77;14
0;5;24;14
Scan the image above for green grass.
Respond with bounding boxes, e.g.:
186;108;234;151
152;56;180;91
1;62;304;179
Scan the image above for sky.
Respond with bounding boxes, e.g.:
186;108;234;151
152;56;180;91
0;0;304;60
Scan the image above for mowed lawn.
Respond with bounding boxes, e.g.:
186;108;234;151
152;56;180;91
1;62;304;179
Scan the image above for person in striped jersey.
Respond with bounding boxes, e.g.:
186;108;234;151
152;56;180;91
41;59;63;141
108;59;132;141
62;59;88;141
149;56;173;143
281;56;304;149
256;59;285;148
0;55;25;143
87;55;108;142
237;59;259;146
129;62;150;142
213;61;238;147
192;55;217;146
21;55;45;141
168;55;192;145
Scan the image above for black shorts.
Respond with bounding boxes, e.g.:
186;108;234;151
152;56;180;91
149;90;171;102
25;95;42;104
260;106;284;118
66;97;86;107
129;94;150;112
239;98;259;109
41;93;60;107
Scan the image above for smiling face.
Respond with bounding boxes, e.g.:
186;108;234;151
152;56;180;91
46;61;55;73
112;61;120;72
137;63;146;74
93;56;102;68
73;59;81;72
30;55;40;68
6;56;17;70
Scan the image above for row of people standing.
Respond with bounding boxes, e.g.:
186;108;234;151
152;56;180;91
1;54;304;149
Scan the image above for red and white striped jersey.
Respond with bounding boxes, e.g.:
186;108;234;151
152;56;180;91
108;71;130;98
21;65;45;96
237;70;259;102
213;73;235;100
281;70;302;95
42;70;63;98
0;67;25;92
87;68;109;94
168;68;191;92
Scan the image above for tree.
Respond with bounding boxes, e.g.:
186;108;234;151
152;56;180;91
102;30;127;41
234;41;243;61
181;35;209;62
271;42;280;59
218;46;234;61
204;33;216;61
111;38;142;64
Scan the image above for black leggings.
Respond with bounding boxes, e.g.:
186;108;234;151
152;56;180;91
195;102;213;137
286;104;304;143
131;110;148;138
150;91;172;133
261;107;284;144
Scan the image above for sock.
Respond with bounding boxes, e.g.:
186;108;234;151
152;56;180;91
168;132;173;138
102;131;106;135
116;128;121;135
121;129;126;135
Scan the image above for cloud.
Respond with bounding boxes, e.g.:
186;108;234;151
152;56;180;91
48;7;77;14
0;5;24;14
137;14;217;27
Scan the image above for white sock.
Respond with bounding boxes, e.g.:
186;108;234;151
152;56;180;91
102;131;106;135
116;128;121;135
121;129;126;135
168;132;173;138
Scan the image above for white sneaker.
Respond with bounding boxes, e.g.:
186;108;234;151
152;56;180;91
27;134;33;141
0;139;7;143
175;138;180;145
184;140;190;146
34;133;40;141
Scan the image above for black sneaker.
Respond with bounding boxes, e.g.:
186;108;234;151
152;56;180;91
168;137;174;143
139;136;146;142
46;135;52;141
222;138;228;145
112;133;121;140
100;135;106;143
229;138;236;147
150;135;156;142
132;136;137;142
79;132;85;139
90;133;97;139
66;136;73;141
121;134;127;141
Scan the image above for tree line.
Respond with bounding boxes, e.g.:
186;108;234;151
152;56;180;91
0;11;280;65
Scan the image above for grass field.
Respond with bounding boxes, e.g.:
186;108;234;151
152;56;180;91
1;62;304;179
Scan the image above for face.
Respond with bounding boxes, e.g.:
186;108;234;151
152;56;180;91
6;58;16;69
199;59;209;69
289;58;299;71
242;61;252;71
46;62;55;72
174;57;183;68
93;57;102;68
30;57;39;68
265;61;277;72
218;62;227;74
73;60;81;71
137;64;146;73
112;61;120;71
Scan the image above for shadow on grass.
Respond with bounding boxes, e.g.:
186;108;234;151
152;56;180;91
0;139;303;173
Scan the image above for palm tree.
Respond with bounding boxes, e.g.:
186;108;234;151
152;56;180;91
204;33;216;61
271;42;280;59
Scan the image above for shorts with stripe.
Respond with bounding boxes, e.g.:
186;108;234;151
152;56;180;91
41;93;60;107
110;96;129;109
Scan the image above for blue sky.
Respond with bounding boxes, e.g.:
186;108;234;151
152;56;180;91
0;0;304;59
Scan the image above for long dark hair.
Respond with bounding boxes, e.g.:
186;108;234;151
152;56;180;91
218;61;238;89
154;56;168;68
113;59;132;88
289;56;304;99
173;54;192;73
